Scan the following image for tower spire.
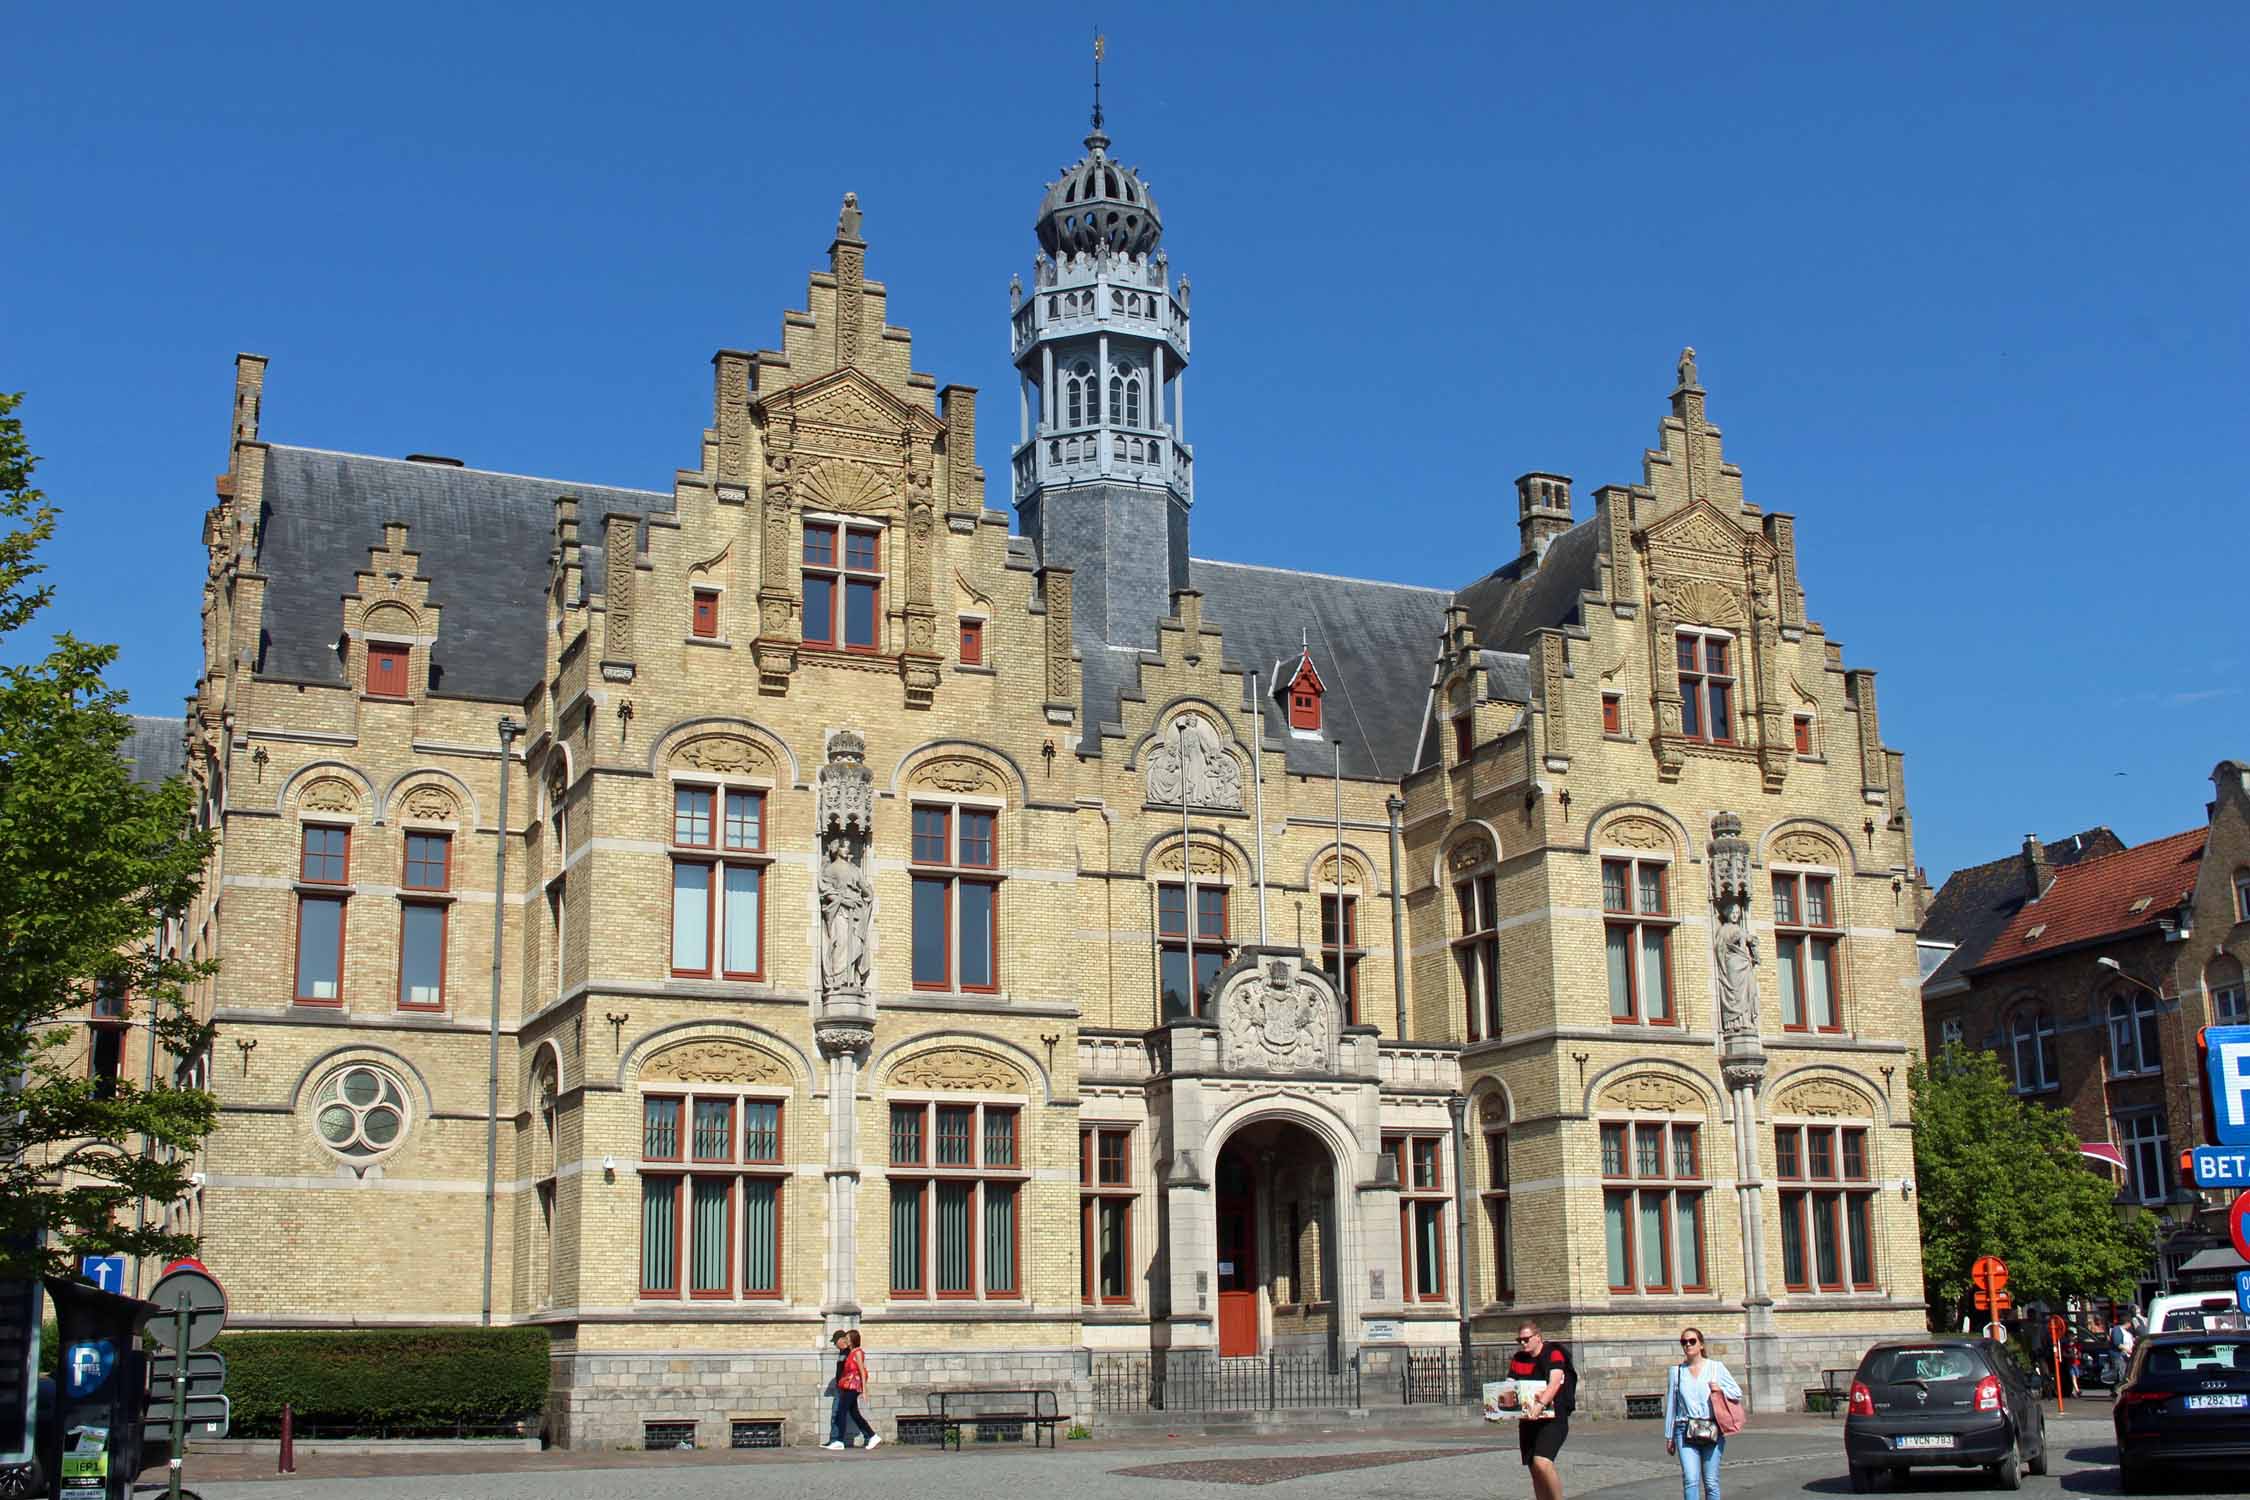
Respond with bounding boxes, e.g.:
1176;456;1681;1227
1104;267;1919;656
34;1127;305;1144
1088;31;1109;153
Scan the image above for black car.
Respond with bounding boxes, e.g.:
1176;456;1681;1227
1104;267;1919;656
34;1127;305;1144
1843;1337;2048;1492
2113;1329;2250;1492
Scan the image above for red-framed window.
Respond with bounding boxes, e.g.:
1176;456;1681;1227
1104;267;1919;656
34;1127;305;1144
2010;1006;2058;1093
1320;893;1362;1026
1600;1119;1707;1294
1483;1128;1512;1302
294;824;351;1005
366;642;410;699
638;1092;784;1299
1676;631;1734;743
691;588;720;639
398;831;450;1010
670;785;768;980
1602;858;1674;1024
1601;693;1623;736
1776;1124;1877;1292
802;520;882;652
910;804;1000;992
1386;1135;1450;1302
1081;1126;1135;1305
959;618;984;665
1157;880;1229;1019
1289;683;1322;732
889;1100;1022;1299
1793;714;1814;756
1773;871;1842;1032
1454;871;1501;1042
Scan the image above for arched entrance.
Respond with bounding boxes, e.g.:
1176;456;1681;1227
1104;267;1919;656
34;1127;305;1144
1213;1118;1337;1358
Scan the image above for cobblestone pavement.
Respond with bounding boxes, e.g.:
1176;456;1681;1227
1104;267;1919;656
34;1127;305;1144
163;1406;2208;1500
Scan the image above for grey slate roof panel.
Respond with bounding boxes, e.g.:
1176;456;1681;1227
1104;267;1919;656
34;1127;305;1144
1188;560;1450;780
255;446;671;703
122;715;184;786
1452;518;1603;656
1479;649;1531;703
1919;825;2125;993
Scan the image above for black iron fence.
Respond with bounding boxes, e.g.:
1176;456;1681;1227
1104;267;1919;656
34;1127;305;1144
1090;1350;1363;1413
1402;1345;1518;1405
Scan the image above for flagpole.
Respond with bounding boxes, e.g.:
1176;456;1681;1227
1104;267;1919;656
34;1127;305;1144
1180;718;1195;1017
1332;739;1345;1000
1251;672;1268;945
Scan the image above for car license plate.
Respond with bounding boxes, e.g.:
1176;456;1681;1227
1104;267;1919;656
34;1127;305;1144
2186;1395;2248;1410
1893;1435;1955;1450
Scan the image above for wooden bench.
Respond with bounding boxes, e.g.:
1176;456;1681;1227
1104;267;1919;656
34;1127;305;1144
927;1388;1068;1451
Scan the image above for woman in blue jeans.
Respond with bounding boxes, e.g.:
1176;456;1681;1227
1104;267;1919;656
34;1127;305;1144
1664;1327;1743;1500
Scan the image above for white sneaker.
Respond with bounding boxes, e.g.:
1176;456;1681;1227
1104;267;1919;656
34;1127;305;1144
866;1434;883;1450
824;1440;846;1450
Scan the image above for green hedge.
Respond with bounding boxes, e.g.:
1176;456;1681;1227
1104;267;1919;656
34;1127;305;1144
215;1327;549;1435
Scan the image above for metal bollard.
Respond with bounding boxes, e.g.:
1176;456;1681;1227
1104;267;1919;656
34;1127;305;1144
279;1402;295;1473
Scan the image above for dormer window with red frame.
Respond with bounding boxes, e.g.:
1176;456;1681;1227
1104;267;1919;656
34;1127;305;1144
366;642;410;699
1282;650;1325;732
802;521;882;652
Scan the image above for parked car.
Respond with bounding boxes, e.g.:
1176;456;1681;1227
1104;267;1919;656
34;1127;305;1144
2147;1290;2246;1334
1844;1337;2048;1492
2114;1330;2250;1492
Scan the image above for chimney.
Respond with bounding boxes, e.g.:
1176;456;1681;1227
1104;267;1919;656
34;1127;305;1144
2020;834;2052;900
1516;472;1573;563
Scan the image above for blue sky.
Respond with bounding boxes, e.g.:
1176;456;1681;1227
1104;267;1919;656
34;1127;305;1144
4;3;2242;883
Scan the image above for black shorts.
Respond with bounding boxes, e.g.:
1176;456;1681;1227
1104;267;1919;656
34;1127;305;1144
1519;1412;1570;1464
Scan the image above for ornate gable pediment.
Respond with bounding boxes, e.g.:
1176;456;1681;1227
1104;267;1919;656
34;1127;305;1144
1642;500;1774;567
760;366;942;440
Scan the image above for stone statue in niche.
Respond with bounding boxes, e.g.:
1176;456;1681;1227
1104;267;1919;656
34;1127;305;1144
816;730;876;1005
1709;811;1760;1037
1146;711;1243;810
819;836;873;997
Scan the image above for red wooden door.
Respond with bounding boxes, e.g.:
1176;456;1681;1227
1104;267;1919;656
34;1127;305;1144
1216;1185;1258;1356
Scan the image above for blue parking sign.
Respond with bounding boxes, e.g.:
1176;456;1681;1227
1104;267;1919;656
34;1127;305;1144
2207;1026;2250;1147
2237;1270;2250;1316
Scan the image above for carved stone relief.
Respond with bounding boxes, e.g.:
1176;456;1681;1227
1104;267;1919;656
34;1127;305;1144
1772;830;1841;867
1599;1073;1703;1114
1146;711;1243;810
797;457;896;516
1217;955;1337;1076
671;735;775;777
1601;816;1672;852
1652;574;1743;627
1447;837;1494;873
909;756;1004;796
890;1048;1027;1093
299;777;360;814
398;784;457;822
1775;1079;1873;1119
1153;843;1228;878
816;731;875;1004
644;1040;789;1085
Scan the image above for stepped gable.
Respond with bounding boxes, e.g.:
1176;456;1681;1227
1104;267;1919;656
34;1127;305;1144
255;445;671;700
1451;514;1603;656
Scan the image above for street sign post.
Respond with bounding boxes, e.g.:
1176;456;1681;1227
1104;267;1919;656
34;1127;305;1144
145;1351;225;1406
143;1267;225;1355
1971;1255;2011;1317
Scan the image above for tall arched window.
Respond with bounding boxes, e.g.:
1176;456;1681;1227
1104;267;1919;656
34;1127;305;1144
1107;373;1124;427
1124;372;1143;427
2235;867;2250;923
1066;362;1091;428
2108;991;2161;1075
2010;1006;2057;1093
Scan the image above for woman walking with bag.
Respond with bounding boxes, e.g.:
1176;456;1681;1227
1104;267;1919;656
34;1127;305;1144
824;1329;880;1450
1664;1327;1744;1500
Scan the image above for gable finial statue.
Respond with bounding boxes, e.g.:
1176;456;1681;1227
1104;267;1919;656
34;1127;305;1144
1709;811;1759;1038
837;192;863;241
1677;346;1700;390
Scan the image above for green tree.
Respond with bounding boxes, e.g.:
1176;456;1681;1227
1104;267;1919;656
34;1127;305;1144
1911;1043;2153;1325
0;389;217;1279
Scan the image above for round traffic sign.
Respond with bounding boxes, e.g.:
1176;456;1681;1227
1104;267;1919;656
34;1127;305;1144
146;1264;227;1352
1972;1254;2010;1292
2229;1191;2250;1264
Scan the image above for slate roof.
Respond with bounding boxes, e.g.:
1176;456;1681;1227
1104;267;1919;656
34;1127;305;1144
1453;517;1603;656
1971;827;2208;974
1919;826;2123;993
121;715;184;786
255;446;672;703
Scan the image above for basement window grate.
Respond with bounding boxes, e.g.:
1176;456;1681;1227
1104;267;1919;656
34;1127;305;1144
1625;1393;1665;1420
731;1419;783;1449
644;1420;697;1450
897;1415;947;1446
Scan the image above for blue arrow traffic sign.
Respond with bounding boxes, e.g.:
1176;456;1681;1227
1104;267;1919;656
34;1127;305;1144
78;1255;125;1294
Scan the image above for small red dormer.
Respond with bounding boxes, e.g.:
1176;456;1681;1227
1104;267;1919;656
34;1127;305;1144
1283;648;1326;732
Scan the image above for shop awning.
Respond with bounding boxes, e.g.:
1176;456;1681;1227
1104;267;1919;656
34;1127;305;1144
2080;1142;2127;1171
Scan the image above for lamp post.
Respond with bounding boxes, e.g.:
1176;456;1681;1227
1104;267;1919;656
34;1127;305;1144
481;716;524;1327
1445;1093;1474;1400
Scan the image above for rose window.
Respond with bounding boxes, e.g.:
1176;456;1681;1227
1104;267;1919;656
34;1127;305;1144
314;1064;410;1158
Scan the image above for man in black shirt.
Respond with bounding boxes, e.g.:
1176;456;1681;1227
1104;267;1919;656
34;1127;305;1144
1505;1318;1576;1500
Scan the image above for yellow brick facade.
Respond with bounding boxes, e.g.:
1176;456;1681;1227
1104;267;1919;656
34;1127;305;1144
162;175;1925;1441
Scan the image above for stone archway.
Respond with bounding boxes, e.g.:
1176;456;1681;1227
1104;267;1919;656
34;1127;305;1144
1213;1118;1338;1360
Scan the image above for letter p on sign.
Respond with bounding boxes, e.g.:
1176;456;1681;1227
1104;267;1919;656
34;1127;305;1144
2207;1028;2250;1147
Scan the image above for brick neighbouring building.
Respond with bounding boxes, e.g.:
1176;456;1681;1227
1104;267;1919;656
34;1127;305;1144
151;112;1933;1443
1922;768;2250;1299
